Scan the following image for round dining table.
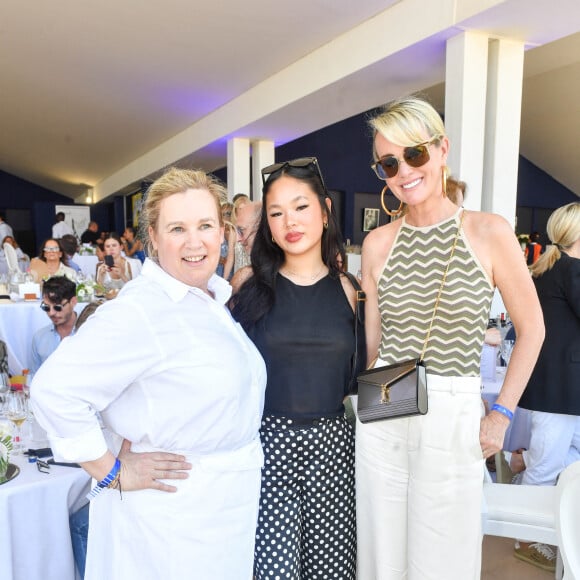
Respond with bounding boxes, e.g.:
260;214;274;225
0;449;90;580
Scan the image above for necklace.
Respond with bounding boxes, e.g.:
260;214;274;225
281;263;326;282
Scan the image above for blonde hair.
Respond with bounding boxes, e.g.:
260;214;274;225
530;202;580;277
233;195;250;222
368;95;446;157
141;167;227;257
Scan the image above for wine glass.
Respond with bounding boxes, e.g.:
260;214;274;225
0;372;10;408
500;339;515;367
3;390;28;455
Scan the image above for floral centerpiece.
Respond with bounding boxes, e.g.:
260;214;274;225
76;279;105;303
0;421;13;482
79;243;97;256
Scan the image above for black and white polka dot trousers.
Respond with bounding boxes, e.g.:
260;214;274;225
254;415;356;579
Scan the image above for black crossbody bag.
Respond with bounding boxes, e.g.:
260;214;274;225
356;211;464;423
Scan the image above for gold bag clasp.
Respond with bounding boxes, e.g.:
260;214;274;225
380;384;391;404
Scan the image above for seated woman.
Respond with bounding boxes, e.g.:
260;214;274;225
96;232;133;298
2;235;30;272
121;227;146;263
29;238;77;283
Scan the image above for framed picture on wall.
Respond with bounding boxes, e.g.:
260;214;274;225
362;207;379;231
55;205;90;240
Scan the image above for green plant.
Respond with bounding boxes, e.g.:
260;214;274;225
0;423;13;482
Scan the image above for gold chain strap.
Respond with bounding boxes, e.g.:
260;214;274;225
419;209;466;362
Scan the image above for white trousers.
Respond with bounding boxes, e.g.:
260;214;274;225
521;410;580;486
355;373;484;580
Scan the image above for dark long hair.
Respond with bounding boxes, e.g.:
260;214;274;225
231;162;346;330
37;238;70;267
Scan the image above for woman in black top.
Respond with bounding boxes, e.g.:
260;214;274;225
510;202;580;570
516;201;580;477
231;157;363;580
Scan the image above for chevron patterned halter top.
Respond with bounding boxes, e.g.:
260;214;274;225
378;209;494;377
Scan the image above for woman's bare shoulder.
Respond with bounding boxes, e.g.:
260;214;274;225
464;209;513;236
362;220;401;263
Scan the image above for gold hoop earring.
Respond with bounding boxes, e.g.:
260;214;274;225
323;222;328;230
381;185;404;217
442;166;449;198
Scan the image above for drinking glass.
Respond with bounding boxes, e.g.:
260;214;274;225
0;372;10;408
500;339;515;367
3;390;28;455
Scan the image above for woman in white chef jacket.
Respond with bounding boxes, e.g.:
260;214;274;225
32;167;267;580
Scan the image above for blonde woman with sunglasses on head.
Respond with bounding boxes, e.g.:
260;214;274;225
357;96;544;580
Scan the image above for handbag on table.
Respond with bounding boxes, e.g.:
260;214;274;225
356;211;464;424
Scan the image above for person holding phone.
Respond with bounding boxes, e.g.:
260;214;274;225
96;233;133;298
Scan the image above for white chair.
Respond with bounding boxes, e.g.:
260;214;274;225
555;461;580;579
482;465;564;578
126;257;142;277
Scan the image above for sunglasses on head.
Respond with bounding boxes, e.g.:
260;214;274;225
40;299;70;313
371;136;440;180
261;157;328;195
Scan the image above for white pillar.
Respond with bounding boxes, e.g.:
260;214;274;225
251;140;275;201
227;138;250;201
482;39;525;227
444;32;489;211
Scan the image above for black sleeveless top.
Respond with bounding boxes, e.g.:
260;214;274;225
248;273;355;420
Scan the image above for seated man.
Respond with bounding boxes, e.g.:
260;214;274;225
30;276;78;373
60;234;82;274
30;277;98;579
80;221;100;246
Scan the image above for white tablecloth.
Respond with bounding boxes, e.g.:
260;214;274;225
0;453;90;580
0;301;86;374
481;366;532;451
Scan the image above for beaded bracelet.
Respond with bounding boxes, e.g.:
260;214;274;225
86;458;121;500
491;403;514;422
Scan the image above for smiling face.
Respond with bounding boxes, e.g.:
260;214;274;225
266;175;328;259
149;188;223;292
374;132;449;209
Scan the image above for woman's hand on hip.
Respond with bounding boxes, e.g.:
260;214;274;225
118;439;192;492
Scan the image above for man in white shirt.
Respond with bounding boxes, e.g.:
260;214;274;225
52;212;74;239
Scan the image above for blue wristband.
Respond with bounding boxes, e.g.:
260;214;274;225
87;458;121;500
491;403;514;421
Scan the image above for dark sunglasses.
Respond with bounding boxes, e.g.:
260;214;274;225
40;299;70;313
36;459;50;474
261;157;328;195
371;136;440;180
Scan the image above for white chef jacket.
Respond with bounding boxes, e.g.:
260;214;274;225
31;258;266;580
